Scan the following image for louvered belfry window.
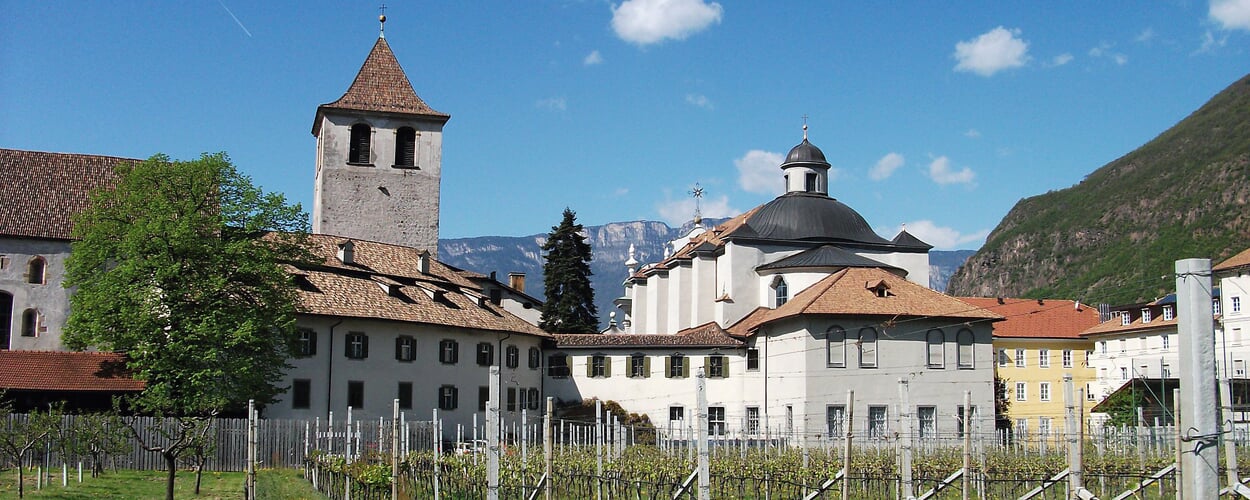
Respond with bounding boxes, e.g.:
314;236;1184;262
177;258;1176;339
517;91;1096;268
395;127;417;167
349;123;371;164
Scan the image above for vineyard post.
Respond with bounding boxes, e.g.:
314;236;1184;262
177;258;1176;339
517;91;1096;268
522;409;528;468
1175;387;1183;500
595;399;603;500
1176;257;1218;499
247;400;256;500
1222;378;1243;493
391;400;399;500
841;389;855;500
474;413;480;465
487;365;500;500
696;366;710;500
899;378;914;500
962;391;971;500
433;409;440;500
1137;406;1146;472
1064;374;1082;499
347;406;354;462
1078;387;1086;494
545;397;554;500
328;412;334;454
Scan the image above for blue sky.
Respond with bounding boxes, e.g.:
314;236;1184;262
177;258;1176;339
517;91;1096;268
3;1;1249;249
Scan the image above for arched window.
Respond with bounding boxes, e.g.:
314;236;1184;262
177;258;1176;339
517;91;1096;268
394;126;417;167
926;329;945;368
772;276;788;307
27;257;46;284
858;327;878;368
348;123;371;164
957;329;975;369
20;309;38;337
826;326;846;368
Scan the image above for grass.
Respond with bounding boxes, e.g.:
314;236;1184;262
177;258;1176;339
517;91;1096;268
0;468;325;499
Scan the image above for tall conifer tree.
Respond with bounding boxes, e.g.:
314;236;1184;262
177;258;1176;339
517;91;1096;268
539;208;599;333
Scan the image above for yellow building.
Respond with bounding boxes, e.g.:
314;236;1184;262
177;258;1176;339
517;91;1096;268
959;298;1100;437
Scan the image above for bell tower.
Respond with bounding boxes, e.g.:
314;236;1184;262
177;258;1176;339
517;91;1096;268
311;22;449;256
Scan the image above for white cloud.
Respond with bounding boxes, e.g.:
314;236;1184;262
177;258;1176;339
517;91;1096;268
890;221;990;250
953;26;1029;76
1135;28;1155;43
927;156;976;186
1211;0;1250;31
656;194;737;226
1113;54;1128;65
685;93;714;110
535;97;567;111
868;153;905;181
1197;30;1230;53
1050;53;1074;66
583;50;604;66
1088;42;1127;65
611;0;724;46
735;150;785;196
964;128;982;138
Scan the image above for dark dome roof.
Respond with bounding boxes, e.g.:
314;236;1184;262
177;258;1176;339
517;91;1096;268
782;139;829;168
736;192;892;245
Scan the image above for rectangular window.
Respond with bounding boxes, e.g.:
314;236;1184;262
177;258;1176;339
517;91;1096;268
1086;383;1097;401
826;405;846;437
1234;296;1242;314
547;354;570;377
1062;349;1073;368
746;348;760;371
395;336;416;362
528;388;540;410
297;328;317;357
1236;360;1247;378
826;329;846;368
507;387;517;412
956;405;976;437
859;328;878;368
346;332;369;359
1162;334;1170;350
1163;306;1174;321
528;347;542;369
1119;338;1126;353
927;330;945;368
746;407;760;435
1039;349;1050;368
590;355;607;378
518;387;528;410
1038;417;1052;437
398;382;413;409
1100;341;1107;354
1039;382;1051;402
708;356;726;378
1121;312;1131;326
479;386;489;411
667;355;687;378
1016;382;1027;401
505;345;519;369
1215;298;1222;315
476;342;494;366
867;406;888;439
1162;363;1171;378
918;406;936;438
1142;308;1152;323
439;339;459;364
292;379;311;409
630;354;648;378
348;381;364;409
708;407;726;436
998;348;1008;367
1015;419;1028;436
1015;348;1026;368
670;406;684;422
438;385;458;411
1120;367;1129;380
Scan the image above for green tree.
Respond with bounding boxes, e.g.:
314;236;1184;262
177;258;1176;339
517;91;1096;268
539;208;599;333
0;399;62;499
63;153;311;499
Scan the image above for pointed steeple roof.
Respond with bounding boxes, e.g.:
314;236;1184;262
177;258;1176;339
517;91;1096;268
890;229;933;250
315;37;448;133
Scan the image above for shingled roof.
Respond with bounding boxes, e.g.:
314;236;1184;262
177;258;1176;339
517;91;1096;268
0;149;130;240
957;297;1099;339
314;37;448;134
294;234;546;337
728;267;1003;336
0;351;143;392
552;322;743;348
1215;247;1250;273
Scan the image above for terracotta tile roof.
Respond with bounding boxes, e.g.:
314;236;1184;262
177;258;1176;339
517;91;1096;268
316;37;448;125
957;297;1100;339
727;267;1003;336
1215;247;1250;273
1080;313;1177;336
553;322;743;348
0;351;143;392
294;234;547;337
632;208;760;279
0;149;131;240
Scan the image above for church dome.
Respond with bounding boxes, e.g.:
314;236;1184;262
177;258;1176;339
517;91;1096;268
738;192;892;245
781;139;829;169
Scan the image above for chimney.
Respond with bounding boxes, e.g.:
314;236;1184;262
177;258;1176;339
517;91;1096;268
996;297;1004;305
417;250;430;274
337;240;355;265
509;272;526;293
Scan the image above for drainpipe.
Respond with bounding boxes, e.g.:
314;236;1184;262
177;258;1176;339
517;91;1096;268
326;318;344;419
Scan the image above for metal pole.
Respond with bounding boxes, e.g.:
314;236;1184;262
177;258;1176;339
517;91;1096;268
1064;374;1081;499
433;409;440;500
962;391;971;500
1222;378;1246;495
1176;387;1184;500
1077;386;1086;494
596;399;603;500
1176;258;1218;500
899;378;914;499
487;366;500;500
247;399;256;500
545;397;554;500
696;366;710;500
842;389;854;500
391;399;399;500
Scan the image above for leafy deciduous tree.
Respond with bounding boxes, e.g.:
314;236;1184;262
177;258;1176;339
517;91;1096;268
538;208;599;333
0;399;62;499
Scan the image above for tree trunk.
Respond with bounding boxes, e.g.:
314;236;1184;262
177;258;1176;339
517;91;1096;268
17;457;24;499
194;456;204;495
165;453;177;500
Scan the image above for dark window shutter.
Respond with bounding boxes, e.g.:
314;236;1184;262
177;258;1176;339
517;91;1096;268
309;330;317;356
362;334;369;359
395;337;403;360
683;358;690;378
721;356;729;377
704;356;711;376
643;357;651;378
586;357;594;378
344;335;352;358
665;357;673;378
604;357;611;377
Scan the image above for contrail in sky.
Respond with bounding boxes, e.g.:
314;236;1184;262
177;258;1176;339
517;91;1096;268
217;0;253;38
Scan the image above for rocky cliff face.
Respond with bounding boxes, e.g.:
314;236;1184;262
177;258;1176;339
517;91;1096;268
947;73;1250;303
441;219;971;328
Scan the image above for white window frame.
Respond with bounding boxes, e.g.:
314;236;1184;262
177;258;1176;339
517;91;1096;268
998;348;1008;367
1039;382;1051;402
1234;296;1242;314
1163;305;1174;321
1015;382;1027;401
1062;349;1073;368
1162;334;1170;350
1039;349;1050;368
1142;308;1151;323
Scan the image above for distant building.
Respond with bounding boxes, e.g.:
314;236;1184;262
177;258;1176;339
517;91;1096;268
1216;247;1250;378
959;297;1099;437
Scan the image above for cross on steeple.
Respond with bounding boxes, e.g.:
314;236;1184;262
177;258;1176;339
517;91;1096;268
802;114;809;140
378;3;388;38
689;182;705;224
